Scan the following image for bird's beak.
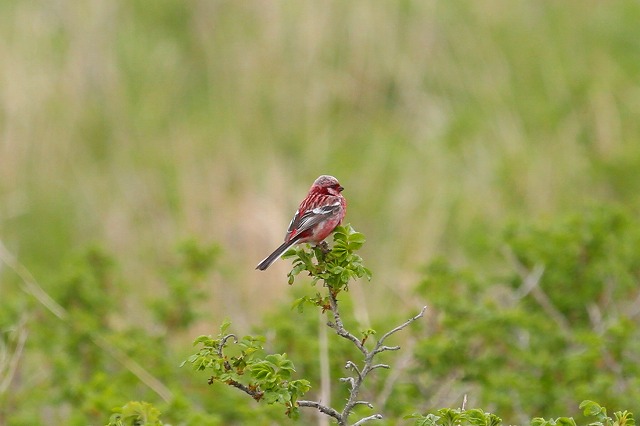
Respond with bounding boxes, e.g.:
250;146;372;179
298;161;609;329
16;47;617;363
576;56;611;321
338;186;344;192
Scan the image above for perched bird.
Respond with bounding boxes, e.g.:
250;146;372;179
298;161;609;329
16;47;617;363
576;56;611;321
256;175;347;271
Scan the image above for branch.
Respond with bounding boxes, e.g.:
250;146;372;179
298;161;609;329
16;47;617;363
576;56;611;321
352;414;383;425
340;306;428;423
372;306;427;355
226;379;263;401
289;241;428;425
326;290;367;354
369;363;390;371
218;334;238;371
353;401;374;409
299;303;428;424
298;400;342;422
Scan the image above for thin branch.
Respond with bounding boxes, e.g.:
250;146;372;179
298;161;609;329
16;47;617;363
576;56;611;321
374;339;416;409
353;401;374;409
326;291;366;354
373;306;427;355
345;360;362;378
352;414;383;425
301;273;427;425
340;306;427;424
227;379;263;401
219;334;238;371
339;376;356;389
298;400;342;422
374;345;400;354
369;363;390;371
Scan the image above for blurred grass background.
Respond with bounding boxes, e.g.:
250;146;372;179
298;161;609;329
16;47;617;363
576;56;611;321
1;0;640;423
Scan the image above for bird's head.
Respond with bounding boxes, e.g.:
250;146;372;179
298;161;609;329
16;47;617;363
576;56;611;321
312;175;344;196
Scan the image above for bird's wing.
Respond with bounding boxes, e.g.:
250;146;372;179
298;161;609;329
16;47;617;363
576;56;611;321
286;202;342;240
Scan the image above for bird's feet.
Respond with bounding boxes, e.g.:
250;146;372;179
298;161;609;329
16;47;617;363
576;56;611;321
317;241;331;255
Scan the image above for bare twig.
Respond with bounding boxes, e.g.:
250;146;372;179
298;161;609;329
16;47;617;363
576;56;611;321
219;334;238;371
374;339;415;408
298;286;427;424
325;293;427;425
353;401;374;409
352;414;383;425
373;306;428;355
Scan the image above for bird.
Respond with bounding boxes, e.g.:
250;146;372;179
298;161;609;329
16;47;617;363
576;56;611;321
256;175;347;271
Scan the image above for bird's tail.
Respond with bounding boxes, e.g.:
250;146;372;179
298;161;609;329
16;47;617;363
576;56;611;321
255;239;298;271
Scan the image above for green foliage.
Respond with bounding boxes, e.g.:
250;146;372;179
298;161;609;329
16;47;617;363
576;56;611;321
3;2;640;423
504;206;640;324
413;205;640;422
261;285;365;414
408;401;635;426
107;401;164;426
184;226;426;425
0;242;232;425
183;321;311;419
286;224;371;306
406;407;501;426
578;400;635;426
150;239;221;330
530;417;577;426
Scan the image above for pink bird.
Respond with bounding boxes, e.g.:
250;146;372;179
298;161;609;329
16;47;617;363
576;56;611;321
256;175;347;271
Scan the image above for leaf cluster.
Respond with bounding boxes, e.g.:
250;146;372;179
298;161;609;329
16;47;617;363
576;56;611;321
532;400;635;426
408;401;635;426
107;401;163;426
407;407;501;426
183;320;311;419
286;225;371;312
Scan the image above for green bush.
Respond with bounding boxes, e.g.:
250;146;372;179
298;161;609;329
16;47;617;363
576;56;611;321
412;206;640;422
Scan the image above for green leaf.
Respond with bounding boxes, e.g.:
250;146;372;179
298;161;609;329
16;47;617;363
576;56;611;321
291;297;309;313
403;413;441;426
332;228;348;242
108;401;164;426
531;418;549;426
614;411;635;426
581;401;608;420
437;408;464;426
219;319;231;335
281;248;298;259
193;335;213;346
262;390;280;404
555;418;578;426
348;231;366;244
